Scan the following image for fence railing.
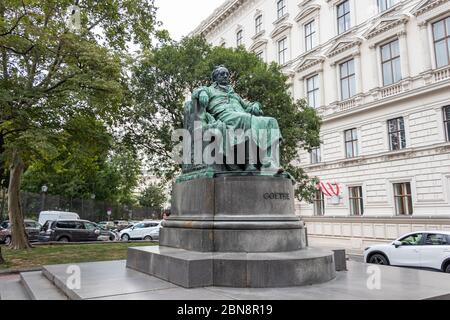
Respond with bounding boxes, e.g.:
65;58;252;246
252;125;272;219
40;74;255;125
0;191;162;222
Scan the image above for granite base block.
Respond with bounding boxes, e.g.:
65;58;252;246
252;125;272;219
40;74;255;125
126;246;336;288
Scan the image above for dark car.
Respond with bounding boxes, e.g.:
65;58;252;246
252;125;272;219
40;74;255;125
38;219;110;242
0;220;41;245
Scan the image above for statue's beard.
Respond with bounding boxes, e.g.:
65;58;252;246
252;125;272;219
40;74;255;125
216;77;230;86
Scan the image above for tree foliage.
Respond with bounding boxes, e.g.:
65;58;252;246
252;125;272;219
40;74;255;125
0;0;159;249
138;182;167;210
127;36;321;201
20;115;141;204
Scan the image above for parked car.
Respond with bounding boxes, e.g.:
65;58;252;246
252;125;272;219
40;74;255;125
0;220;41;245
113;220;130;231
119;220;161;241
38;211;80;225
98;221;116;230
38;219;111;242
364;231;450;273
93;223;119;241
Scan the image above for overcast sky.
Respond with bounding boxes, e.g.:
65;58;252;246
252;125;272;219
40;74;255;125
154;0;225;41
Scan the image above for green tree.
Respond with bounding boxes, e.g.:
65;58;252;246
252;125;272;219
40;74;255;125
127;36;321;201
0;0;159;249
138;183;167;210
21;116;141;204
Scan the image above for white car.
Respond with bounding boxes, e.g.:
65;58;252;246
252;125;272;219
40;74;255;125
38;211;79;225
119;220;161;241
364;231;450;273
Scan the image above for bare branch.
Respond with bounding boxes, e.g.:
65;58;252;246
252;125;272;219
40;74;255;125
0;14;25;37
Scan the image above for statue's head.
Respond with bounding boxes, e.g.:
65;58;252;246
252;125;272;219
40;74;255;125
212;65;230;85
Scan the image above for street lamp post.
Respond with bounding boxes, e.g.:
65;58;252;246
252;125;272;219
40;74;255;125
40;185;48;212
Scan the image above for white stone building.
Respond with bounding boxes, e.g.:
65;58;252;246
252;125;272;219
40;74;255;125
192;0;450;251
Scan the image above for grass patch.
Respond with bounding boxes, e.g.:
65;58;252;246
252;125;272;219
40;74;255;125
0;242;156;271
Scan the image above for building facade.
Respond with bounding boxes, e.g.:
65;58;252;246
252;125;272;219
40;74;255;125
192;0;450;251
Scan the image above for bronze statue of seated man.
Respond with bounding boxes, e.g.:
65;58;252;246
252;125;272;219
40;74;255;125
192;65;284;173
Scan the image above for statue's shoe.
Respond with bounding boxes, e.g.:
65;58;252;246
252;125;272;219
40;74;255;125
245;164;258;172
261;164;285;174
276;167;285;174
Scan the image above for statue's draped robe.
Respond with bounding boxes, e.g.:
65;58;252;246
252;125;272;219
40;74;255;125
192;83;281;154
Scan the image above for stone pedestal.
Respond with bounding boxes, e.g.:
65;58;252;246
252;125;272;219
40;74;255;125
127;175;336;288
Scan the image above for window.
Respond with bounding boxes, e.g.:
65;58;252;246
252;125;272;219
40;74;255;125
424;233;449;245
305;20;316;51
399;233;423;245
388;117;406;151
433;17;450;68
337;0;351;34
84;222;97;230
277;0;286;19
236;30;243;47
393;182;413;215
306;74;320;108
278;37;288;64
310;147;321;164
378;0;395;12
344;128;358;158
444;106;450;141
381;39;401;86
349;186;364;216
340;59;356;100
56;221;76;229
255;15;263;34
313;190;325;216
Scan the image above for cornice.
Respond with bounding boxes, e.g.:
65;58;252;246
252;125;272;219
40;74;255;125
363;15;410;39
251;29;266;41
294;56;325;73
326;38;362;58
412;0;449;17
294;4;321;23
191;0;246;37
270;22;293;39
249;38;269;52
273;13;290;26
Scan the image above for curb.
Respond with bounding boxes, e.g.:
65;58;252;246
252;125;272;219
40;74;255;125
31;240;158;246
0;267;43;276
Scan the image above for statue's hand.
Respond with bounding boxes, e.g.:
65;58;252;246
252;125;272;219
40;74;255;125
249;103;263;116
199;91;209;108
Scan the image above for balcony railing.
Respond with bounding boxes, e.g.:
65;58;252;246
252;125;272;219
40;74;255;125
380;82;403;98
434;65;450;82
338;97;357;112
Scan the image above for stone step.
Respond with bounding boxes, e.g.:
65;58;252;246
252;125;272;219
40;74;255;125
20;271;68;300
127;246;336;288
0;274;30;300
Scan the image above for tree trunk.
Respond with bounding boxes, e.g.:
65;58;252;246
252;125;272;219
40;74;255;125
0;246;5;264
0;188;5;222
7;149;30;249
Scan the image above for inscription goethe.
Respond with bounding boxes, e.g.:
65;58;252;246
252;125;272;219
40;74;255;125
263;193;290;200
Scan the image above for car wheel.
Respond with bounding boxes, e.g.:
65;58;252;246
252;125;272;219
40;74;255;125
368;253;389;265
109;234;116;241
4;236;11;246
445;264;450;273
143;235;153;241
58;236;69;243
121;234;130;242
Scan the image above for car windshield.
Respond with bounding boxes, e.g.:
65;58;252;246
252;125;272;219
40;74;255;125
84;222;97;230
